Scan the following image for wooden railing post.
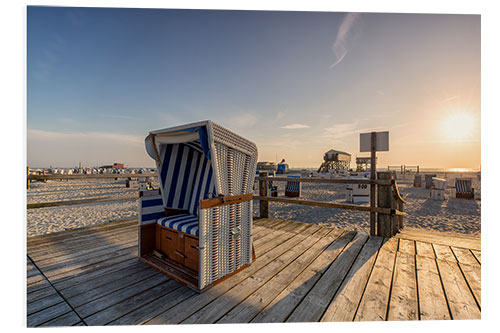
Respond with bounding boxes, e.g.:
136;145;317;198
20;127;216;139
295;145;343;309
377;171;393;237
370;132;377;236
259;172;269;218
27;166;30;190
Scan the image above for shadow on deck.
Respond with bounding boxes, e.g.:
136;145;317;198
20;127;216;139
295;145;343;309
26;218;481;326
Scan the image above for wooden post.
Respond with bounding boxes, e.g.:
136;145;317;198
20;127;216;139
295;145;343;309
377;171;393;237
259;172;269;218
27;166;30;190
417;165;419;174
370;132;377;236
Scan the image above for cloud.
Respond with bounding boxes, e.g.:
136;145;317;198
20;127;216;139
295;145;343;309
281;124;310;129
330;13;361;69
442;95;460;103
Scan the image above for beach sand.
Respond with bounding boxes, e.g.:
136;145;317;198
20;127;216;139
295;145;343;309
26;172;480;237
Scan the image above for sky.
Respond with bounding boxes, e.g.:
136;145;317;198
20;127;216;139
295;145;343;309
27;6;481;170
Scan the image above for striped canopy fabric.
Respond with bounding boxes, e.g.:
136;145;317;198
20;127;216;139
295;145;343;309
158;142;216;215
455;178;473;194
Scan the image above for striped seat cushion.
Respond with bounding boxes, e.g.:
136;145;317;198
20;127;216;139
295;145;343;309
157;214;199;237
455;179;472;193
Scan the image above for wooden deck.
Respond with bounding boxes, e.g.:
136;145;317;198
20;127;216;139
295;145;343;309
27;218;481;326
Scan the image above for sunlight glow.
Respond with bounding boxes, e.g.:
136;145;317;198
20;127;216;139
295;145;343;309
442;112;477;141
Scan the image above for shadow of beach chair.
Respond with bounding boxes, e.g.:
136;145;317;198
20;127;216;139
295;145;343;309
455;177;474;199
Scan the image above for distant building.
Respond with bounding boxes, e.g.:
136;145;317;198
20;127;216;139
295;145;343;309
100;163;125;169
318;149;351;173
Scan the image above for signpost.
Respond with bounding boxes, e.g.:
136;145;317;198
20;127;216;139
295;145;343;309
360;131;389;236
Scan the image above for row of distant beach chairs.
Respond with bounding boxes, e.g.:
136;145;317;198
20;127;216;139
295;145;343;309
413;174;475;200
256;171;301;198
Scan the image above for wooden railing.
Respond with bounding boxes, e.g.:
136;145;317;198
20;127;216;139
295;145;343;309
255;171;406;237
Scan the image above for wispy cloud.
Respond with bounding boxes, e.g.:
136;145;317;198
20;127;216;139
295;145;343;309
442;95;460;103
281;124;310;129
330;13;361;69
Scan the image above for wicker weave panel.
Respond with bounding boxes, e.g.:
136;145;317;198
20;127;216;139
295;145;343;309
198;201;252;290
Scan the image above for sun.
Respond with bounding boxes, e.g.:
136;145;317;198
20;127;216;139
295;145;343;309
441;112;477;141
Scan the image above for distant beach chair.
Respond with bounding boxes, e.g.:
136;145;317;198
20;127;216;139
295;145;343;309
413;174;423;187
425;174;437;188
285;175;301;197
455;178;474;199
139;120;258;292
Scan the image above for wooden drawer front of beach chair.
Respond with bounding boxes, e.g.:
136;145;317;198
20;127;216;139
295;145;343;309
161;229;185;264
184;236;199;272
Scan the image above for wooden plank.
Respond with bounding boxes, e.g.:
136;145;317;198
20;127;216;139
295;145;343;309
320;235;384;322
457;262;481;307
200;193;253;209
38;310;82;327
435;258;480;319
415;255;450;320
255;176;392;186
27;194;138;209
354;237;398;321
74;273;169;318
60;262;151;300
28;173;156;181
286;232;369;322
415;241;435;258
254;195;397;215
52;257;140;291
108;286;196;325
28;292;65;316
84;280;181;325
433;244;457;263
216;228;342;323
27;301;73;327
28;285;58;304
67;268;161;308
396;228;480;251
451;247;479;266
387;252;418;321
471;250;481;264
181;228;329;324
398;239;415;256
251;231;354;323
144;228;324;325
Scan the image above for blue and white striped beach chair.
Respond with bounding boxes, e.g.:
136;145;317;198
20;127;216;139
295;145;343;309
455;178;474;199
285;175;301;197
139;121;258;292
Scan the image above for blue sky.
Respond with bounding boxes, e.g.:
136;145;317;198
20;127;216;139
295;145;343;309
27;7;480;169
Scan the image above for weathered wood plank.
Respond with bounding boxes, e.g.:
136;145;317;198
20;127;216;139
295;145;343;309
433;244;457;263
84;279;181;325
59;261;148;299
286;232;369;322
217;228;341;323
68;267;164;307
27;284;57;304
354;237;398;321
396;228;480;251
451;247;479;266
435;258;480;319
28;292;65;316
38;310;82;327
181;228;328;324
320;236;384;322
108;286;196;325
470;250;481;264
415;241;435;258
27;301;73;327
387;252;418;321
415;255;450;320
457;262;481;308
74;273;169;318
251;231;353;323
145;228;323;325
398;239;415;256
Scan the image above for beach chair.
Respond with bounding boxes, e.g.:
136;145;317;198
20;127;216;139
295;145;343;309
139;121;258;292
425;174;437;189
285;176;301;197
413;174;423;187
455;178;474;199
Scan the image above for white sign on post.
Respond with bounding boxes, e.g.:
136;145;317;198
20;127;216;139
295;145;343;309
360;131;389;152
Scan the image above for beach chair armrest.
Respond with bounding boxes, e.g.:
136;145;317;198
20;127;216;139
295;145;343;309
199;193;253;209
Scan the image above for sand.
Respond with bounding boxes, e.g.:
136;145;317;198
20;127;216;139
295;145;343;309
26;172;480;237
